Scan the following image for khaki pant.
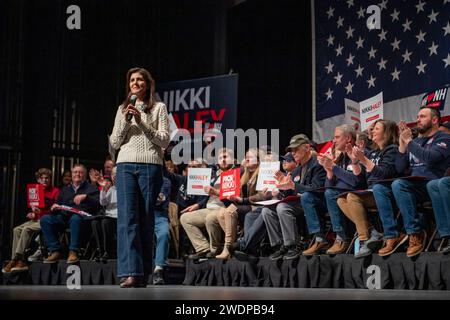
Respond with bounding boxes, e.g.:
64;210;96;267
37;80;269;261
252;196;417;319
180;208;224;253
337;192;377;241
12;220;41;259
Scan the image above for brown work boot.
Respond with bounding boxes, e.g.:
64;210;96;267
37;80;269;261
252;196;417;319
378;233;408;257
302;241;329;256
11;260;28;272
326;240;349;255
2;260;17;273
67;251;79;264
406;231;426;258
44;251;62;264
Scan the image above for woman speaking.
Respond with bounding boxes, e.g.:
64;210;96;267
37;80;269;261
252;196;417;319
110;67;169;288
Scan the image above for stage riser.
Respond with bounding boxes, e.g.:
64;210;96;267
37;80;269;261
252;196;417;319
1;261;185;285
184;253;450;290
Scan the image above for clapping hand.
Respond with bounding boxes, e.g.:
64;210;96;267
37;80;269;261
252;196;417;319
318;154;334;171
89;169;102;184
276;173;294;190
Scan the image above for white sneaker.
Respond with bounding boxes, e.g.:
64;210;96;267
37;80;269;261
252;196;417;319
28;249;43;262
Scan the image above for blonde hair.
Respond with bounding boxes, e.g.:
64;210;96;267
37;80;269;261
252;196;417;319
240;148;260;196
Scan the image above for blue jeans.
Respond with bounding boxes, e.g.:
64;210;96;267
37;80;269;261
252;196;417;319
301;191;327;236
116;163;163;278
392;179;429;235
324;188;348;240
372;183;400;239
238;207;266;254
427;177;450;237
154;210;170;268
40;212;84;252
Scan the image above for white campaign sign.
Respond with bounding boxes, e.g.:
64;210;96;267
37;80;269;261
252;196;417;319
256;161;280;191
359;92;383;131
344;98;361;131
187;168;212;196
344;92;383;131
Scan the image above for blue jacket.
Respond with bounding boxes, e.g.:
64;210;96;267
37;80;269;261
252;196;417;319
395;131;450;180
56;180;101;215
366;144;399;186
163;168;207;211
291;156;327;194
155;177;171;213
326;153;367;190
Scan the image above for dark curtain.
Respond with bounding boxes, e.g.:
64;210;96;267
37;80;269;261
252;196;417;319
228;0;312;151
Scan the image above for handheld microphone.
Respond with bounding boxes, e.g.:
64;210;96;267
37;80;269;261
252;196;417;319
126;94;138;122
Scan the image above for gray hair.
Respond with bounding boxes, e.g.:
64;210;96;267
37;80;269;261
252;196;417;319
336;124;356;142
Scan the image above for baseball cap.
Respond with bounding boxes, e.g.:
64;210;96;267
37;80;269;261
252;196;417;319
280;152;295;162
286;134;310;151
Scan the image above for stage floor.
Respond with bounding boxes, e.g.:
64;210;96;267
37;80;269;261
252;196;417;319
1;285;450;300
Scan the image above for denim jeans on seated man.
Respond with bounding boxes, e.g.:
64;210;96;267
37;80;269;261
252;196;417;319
40;212;84;252
391;179;430;235
236;207;266;255
154;210;170;268
427;177;450;237
323;188;350;242
301;191;327;239
372;183;402;239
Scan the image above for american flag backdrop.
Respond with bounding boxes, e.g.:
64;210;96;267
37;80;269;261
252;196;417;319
313;0;450;143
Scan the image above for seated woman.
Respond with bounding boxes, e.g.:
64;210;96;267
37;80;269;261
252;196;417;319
337;119;400;258
2;168;59;273
215;148;265;260
92;166;118;261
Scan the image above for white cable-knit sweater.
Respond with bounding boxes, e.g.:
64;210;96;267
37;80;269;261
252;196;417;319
109;101;170;165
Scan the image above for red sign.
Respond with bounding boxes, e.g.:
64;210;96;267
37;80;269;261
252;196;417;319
27;184;45;208
219;168;241;200
319;140;334;156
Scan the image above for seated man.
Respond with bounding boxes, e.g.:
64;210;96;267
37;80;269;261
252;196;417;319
262;134;326;260
387;107;450;257
427;172;450;253
152;177;172;285
2;168;59;273
302;125;366;255
41;164;100;264
180;148;235;259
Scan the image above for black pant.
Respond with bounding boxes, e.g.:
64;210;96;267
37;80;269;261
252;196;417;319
91;217;117;257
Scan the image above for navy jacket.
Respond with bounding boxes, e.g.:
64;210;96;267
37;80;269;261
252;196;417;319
56;180;101;215
163;168;207;211
155;177;171;213
395;131;450;180
326;153;367;190
365;144;399;186
291;156;327;194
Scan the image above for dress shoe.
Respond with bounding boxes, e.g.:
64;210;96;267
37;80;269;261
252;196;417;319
120;276;147;288
187;250;210;260
233;250;258;264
